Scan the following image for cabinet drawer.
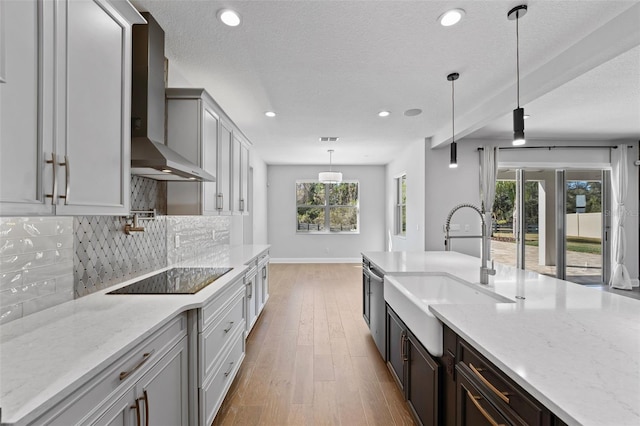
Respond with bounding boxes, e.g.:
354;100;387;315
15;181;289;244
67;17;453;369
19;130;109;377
199;275;244;329
458;340;550;426
35;313;187;425
200;289;245;382
200;329;245;426
456;364;512;426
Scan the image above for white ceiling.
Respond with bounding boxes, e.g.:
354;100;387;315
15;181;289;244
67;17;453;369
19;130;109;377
131;0;640;165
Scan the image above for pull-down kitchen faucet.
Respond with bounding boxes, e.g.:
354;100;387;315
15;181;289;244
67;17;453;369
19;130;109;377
444;203;496;284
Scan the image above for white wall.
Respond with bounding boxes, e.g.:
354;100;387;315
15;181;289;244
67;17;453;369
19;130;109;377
251;154;269;245
267;165;385;261
385;138;426;251
424;139;485;256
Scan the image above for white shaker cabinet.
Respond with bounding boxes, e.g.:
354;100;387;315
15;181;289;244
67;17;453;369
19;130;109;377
0;0;55;215
218;120;233;214
240;143;250;214
0;0;143;216
166;88;219;215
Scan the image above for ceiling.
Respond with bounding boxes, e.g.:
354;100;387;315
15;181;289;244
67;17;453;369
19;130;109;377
131;0;640;166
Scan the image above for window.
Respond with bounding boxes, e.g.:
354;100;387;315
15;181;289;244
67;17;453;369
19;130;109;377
296;181;359;233
395;174;406;235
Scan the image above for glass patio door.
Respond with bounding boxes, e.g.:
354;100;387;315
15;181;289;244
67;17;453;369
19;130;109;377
491;168;609;284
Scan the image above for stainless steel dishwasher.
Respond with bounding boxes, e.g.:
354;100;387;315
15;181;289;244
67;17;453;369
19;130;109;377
362;258;386;359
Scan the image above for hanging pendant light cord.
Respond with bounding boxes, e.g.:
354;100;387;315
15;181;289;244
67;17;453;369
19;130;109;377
516;12;520;108
451;79;455;141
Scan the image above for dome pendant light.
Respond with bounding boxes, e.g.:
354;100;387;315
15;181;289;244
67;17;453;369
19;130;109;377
508;4;528;146
318;149;342;184
447;72;460;168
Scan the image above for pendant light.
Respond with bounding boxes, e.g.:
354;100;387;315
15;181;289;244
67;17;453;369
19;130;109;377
508;4;527;146
318;149;342;184
447;72;459;168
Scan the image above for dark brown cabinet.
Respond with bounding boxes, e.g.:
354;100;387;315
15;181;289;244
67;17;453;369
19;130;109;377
444;325;556;426
386;305;440;426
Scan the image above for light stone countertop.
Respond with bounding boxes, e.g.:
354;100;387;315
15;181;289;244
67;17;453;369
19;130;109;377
0;244;270;426
362;250;640;426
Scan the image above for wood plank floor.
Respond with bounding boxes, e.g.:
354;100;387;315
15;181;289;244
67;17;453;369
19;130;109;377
212;263;416;426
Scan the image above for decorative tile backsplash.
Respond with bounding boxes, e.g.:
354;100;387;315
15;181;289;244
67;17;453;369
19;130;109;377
0;217;74;324
0;176;233;323
73;215;167;297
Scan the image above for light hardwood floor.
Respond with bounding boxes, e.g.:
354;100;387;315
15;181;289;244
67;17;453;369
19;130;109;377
212;263;416;426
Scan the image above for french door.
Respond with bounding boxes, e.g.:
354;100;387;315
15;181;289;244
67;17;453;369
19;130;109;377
491;168;610;284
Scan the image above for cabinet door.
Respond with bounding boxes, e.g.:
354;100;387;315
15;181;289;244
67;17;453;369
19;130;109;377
456;365;511;426
0;0;55;215
240;143;249;214
407;332;440;426
231;135;241;214
261;262;269;306
202;103;219;214
217;121;232;213
245;274;257;333
55;0;131;215
137;336;189;426
386;306;406;391
90;387;137;426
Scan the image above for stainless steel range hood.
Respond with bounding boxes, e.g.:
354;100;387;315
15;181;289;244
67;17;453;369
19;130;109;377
130;12;215;182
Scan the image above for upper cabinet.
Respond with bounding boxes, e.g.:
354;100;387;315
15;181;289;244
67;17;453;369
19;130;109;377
166;87;251;216
166;88;219;215
0;0;144;216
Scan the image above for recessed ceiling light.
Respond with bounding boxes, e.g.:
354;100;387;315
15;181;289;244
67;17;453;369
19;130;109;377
218;9;241;27
161;169;172;173
188;177;197;180
378;111;390;117
265;111;276;117
524;114;531;119
404;108;422;117
438;9;465;27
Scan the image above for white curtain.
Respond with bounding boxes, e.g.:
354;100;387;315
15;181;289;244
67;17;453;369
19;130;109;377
609;146;632;289
480;146;499;258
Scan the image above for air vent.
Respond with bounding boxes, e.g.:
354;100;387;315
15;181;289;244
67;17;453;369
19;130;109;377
319;137;339;142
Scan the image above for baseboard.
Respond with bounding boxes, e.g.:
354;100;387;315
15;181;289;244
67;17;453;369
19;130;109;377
270;257;361;264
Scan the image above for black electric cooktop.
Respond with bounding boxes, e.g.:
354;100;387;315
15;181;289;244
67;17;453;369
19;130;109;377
107;267;233;295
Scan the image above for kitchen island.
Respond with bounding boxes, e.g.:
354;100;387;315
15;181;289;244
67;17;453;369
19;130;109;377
362;251;640;426
0;244;269;426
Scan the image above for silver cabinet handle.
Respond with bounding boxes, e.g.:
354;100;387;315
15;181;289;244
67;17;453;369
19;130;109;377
58;155;70;204
223;321;234;333
246;282;252;298
217;193;223;210
142;389;149;426
239;199;245;211
45;153;58;203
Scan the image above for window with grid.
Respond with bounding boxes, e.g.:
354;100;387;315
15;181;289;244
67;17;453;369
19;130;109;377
296;181;359;233
395;174;406;235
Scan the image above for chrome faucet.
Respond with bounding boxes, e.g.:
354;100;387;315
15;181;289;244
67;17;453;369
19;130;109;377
444;203;496;284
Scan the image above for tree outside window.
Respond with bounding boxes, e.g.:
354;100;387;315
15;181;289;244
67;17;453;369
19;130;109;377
296;181;359;233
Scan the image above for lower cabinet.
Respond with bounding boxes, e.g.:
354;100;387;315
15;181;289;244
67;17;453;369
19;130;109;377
445;325;558;426
197;275;247;426
244;266;259;334
386;305;440;426
33;313;189;426
92;335;189;426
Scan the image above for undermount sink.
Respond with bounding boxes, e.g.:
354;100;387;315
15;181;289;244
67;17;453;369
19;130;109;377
384;273;513;357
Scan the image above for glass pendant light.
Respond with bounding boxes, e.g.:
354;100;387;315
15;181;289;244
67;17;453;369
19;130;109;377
448;72;459;168
508;5;528;146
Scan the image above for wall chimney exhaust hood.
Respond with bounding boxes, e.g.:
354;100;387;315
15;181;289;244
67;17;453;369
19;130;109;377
130;12;215;182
